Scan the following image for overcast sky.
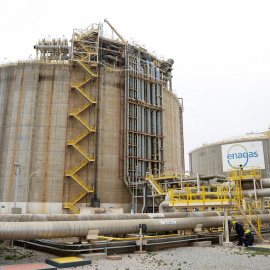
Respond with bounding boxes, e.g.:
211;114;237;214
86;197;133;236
1;0;269;170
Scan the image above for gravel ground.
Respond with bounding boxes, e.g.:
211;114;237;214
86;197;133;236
0;243;269;270
73;245;270;270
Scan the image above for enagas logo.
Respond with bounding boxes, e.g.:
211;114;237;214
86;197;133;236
227;144;258;168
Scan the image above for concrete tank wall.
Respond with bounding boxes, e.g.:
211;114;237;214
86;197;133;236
189;144;223;176
163;89;184;171
96;69;131;211
0;63;70;214
189;138;270;178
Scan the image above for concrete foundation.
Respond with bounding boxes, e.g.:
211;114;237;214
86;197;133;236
192;241;212;247
223;242;233;248
79;253;107;260
11;208;22;214
107;255;122;260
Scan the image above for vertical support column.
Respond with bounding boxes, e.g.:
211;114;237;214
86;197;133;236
224;207;229;243
223;207;232;247
253;177;258;208
196;174;200;191
242;198;246;210
13;163;21;209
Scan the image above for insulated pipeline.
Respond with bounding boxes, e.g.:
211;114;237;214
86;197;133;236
0;212;223;222
242;188;270;198
241;179;270;190
0;216;230;241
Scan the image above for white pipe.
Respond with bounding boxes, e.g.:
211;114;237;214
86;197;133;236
104;19;127;44
0;216;231;241
242;188;270;198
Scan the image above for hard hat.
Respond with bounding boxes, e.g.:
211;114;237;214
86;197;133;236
245;230;251;234
232;221;236;225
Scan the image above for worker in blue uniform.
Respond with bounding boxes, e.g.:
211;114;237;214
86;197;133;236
243;229;254;247
232;221;244;246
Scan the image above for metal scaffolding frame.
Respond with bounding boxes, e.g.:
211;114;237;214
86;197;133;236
122;45;174;213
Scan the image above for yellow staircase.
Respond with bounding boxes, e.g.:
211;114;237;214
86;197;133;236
66;160;88;175
145;174;166;195
64;24;99;214
72;84;97;103
67;173;94;193
63;191;88;214
77;41;96;54
70;103;91;116
228;167;263;238
67;131;90;145
234;202;262;239
71;144;95;162
72;115;96;132
77;60;98;77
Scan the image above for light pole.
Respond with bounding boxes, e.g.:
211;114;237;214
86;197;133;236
26;171;38;213
13;163;21;208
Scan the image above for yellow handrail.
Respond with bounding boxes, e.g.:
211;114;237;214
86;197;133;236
67;131;90;145
71;84;97;103
72;76;92;87
73;144;95;161
66;160;88;175
69;103;91;116
146;174;166;195
227;166;261;180
70;174;94;192
247;203;262;236
169;185;231;206
70;190;88;205
77;41;97;54
77;60;98;77
73;115;96;132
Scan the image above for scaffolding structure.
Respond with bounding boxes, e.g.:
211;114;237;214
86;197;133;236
122;44;178;213
124;49;165;184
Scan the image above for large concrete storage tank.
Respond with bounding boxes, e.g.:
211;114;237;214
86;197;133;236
0;63;70;214
189;131;270;178
0;22;184;214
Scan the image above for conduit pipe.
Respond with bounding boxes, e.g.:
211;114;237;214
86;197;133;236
242;188;270;198
159;195;173;213
0;216;230;241
104;55;117;61
0;212;228;222
104;18;127;44
34;45;70;50
40;56;70;60
242;179;270;190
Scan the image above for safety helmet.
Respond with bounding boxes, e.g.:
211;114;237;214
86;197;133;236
232;221;236;225
245;230;251;234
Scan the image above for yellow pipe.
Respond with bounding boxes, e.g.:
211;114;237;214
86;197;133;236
98;234;179;241
98;229;226;241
